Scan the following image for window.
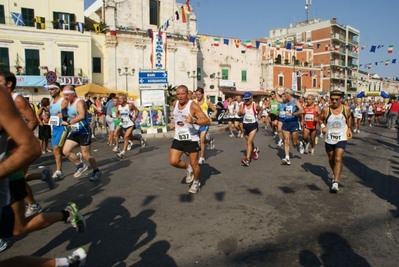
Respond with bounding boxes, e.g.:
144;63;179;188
297;77;302;91
61;51;74;76
93;57;101;73
21;8;34;27
296;32;302;43
0;47;9;71
313;78;317;88
0;5;5;24
196;67;201;81
306;31;311;42
53;12;76;30
278;76;284;86
25;49;40;75
221;69;229;80
149;0;159;26
241;70;247;82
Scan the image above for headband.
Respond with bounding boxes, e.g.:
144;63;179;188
46;85;60;89
62;90;76;95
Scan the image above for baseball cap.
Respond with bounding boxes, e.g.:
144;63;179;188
243;91;253;99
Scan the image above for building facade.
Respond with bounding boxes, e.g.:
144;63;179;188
0;0;93;102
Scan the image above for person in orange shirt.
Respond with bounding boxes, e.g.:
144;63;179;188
300;94;321;155
374;99;384;124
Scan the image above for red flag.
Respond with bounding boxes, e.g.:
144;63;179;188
185;0;191;12
181;6;186;23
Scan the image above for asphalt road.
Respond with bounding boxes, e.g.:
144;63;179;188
1;123;399;266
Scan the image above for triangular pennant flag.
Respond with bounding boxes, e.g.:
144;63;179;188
245;40;252;49
76;22;85;34
361;45;366;50
213;38;220;47
388;45;394;53
185;0;191;12
11;12;25;26
180;6;187;23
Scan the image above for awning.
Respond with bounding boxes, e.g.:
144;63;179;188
220;88;269;96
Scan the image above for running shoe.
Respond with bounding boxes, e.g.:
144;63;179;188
0;239;7;252
353;129;357;133
240;133;244;138
52;170;63;181
25;203;43;218
299;141;305;154
73;164;88;178
237;131;241;138
64;202;86;233
319;133;324;138
241;158;250;166
90;170;102;181
42;167;54;189
277;140;284;147
304;142;310;154
127;140;133;151
273;132;278;139
281;158;291;165
330;182;339;193
315;137;319;145
229;133;235;138
252;147;259;160
198;157;205;165
113;146;120;152
117;151;125;159
357;130;360;133
185;169;194;184
76;152;83;163
140;138;147;148
188;181;201;194
310;149;315;155
46;148;52;153
209;138;215;149
67;247;87;267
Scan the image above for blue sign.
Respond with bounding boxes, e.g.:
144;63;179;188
139;71;168;90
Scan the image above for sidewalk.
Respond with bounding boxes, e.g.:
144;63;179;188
141;121;229;138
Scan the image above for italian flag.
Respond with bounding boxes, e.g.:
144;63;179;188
213;38;220;47
245;40;252;48
334;45;339;51
388;45;393;53
385;60;390;66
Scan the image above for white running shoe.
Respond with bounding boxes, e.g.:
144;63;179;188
113;146;120;152
188;181;201;194
117;151;125;159
66;247;87;267
73;164;88;178
304;142;310;154
357;129;360;133
76;152;83;163
127;140;133;151
353;129;357;133
52;170;63;181
198;157;205;164
281;158;291;165
277;140;283;147
229;133;235;138
25;203;43;217
310;148;315;155
330;182;339;193
319;133;324;138
299;141;305;154
140;137;147;148
185;169;194;184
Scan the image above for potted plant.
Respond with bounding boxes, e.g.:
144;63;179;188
284;59;290;65
78;69;83;77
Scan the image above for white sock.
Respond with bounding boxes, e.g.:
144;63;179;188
55;257;69;267
187;165;193;173
285;156;290;160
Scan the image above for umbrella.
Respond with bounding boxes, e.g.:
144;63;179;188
75;83;115;97
114;90;139;99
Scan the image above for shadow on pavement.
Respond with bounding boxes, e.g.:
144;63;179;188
130;240;177;267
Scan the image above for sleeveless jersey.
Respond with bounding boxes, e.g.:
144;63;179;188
49;97;66;130
234;101;244;118
304;104;317;130
173;100;199;142
0;125;10;208
367;105;374;115
40;106;50;125
242;103;257;124
278;102;286;118
325;105;348;145
194;99;209;118
270;100;278;115
354;106;362;119
67;99;90;134
111;107;121;126
118;104;134;128
284;98;299;122
375;103;383;114
227;103;235;118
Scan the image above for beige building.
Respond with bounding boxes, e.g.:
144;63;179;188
0;0;93;102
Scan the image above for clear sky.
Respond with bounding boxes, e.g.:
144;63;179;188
85;0;399;79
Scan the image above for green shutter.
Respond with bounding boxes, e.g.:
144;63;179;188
69;13;76;30
222;69;228;80
241;70;247;82
0;47;9;71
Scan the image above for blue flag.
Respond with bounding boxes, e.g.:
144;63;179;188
223;39;229;45
286;43;292;50
370;45;376;53
76;22;85;34
11;12;25;26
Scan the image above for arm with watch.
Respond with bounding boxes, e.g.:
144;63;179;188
187;101;211;126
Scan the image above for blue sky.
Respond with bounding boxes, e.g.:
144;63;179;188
85;0;399;78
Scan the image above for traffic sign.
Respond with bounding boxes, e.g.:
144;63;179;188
46;71;57;83
139;70;168;90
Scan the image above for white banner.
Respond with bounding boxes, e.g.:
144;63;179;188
152;32;167;69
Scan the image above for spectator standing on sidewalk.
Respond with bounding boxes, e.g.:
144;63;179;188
387;98;399;130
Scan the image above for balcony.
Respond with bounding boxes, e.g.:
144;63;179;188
330;60;345;67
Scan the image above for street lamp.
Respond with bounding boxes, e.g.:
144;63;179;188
187;70;196;91
118;67;135;92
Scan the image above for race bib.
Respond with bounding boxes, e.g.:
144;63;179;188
329;132;341;141
70;123;80;131
271;104;278;110
49;116;59;126
286;106;293;113
304;114;314;121
376;107;381;111
111;111;117;118
177;129;191;141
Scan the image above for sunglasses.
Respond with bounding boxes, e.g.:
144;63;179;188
331;98;341;101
